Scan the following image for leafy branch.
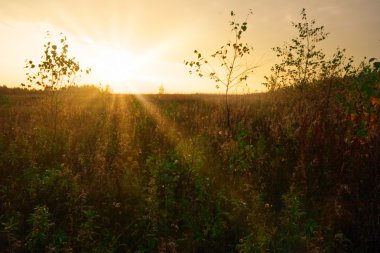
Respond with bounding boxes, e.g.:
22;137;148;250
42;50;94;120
22;31;91;91
185;10;256;129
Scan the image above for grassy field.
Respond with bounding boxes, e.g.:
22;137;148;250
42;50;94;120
0;74;379;252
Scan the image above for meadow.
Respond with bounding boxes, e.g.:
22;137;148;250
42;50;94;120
0;61;379;252
1;8;380;253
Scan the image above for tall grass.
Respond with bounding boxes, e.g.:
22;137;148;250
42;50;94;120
0;62;379;253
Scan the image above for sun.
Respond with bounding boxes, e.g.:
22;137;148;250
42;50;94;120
70;38;153;93
71;34;180;93
96;47;135;82
80;42;167;93
87;45;140;92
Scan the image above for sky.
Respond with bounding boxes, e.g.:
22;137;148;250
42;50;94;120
0;0;379;93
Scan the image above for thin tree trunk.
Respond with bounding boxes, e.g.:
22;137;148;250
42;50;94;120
225;86;230;131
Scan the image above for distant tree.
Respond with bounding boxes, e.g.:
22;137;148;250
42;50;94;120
158;84;165;95
264;8;329;91
185;10;256;129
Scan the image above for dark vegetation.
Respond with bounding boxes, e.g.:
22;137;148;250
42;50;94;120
1;9;380;253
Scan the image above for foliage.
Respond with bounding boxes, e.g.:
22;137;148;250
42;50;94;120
264;9;330;90
185;10;256;128
2;76;379;251
1;8;379;253
0;212;22;251
26;206;54;251
21;32;91;144
22;32;90;91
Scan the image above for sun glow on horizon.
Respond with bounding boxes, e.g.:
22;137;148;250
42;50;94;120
1;0;379;93
73;35;185;93
89;45;143;93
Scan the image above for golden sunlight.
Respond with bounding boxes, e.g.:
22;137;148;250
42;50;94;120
85;45;144;93
1;1;380;251
94;47;135;82
78;39;180;93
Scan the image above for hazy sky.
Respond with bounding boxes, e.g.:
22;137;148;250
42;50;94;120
1;0;379;93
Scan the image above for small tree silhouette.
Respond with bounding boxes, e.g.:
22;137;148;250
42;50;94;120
264;8;356;118
185;10;256;130
264;9;328;91
158;84;165;95
22;32;90;139
23;31;90;91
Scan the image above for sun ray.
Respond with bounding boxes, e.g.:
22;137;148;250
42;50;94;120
131;93;207;170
